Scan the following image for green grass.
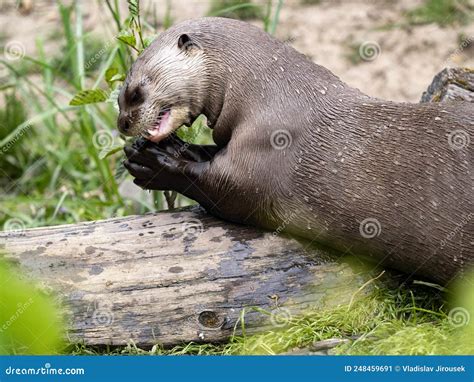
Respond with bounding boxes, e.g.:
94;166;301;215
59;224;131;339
208;0;263;20
50;35;111;79
0;0;285;229
377;0;474;31
67;278;474;355
207;0;284;34
406;0;474;27
0;0;148;230
0;91;32;187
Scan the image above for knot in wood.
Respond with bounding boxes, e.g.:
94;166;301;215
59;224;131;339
198;310;226;329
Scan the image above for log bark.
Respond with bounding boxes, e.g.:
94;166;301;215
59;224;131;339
421;67;474;103
0;207;368;348
1;67;472;348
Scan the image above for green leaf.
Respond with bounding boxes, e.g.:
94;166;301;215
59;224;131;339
143;35;157;48
105;67;118;83
110;73;126;83
99;142;125;160
117;29;136;48
105;68;125;87
69;89;108;106
128;0;140;17
176;114;207;143
0;260;65;354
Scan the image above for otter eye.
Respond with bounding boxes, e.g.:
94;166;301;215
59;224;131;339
131;89;139;102
126;86;143;105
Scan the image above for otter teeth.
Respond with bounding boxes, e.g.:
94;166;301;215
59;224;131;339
147;110;171;142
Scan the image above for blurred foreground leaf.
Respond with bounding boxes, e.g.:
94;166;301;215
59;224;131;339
0;259;64;354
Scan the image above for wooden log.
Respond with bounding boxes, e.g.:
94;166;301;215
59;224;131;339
0;207;368;347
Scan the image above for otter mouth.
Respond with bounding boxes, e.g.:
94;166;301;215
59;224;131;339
144;107;172;143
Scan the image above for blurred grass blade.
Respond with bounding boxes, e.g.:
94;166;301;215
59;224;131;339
51;189;69;222
99;143;125;160
0;107;74;148
269;0;283;35
208;2;260;17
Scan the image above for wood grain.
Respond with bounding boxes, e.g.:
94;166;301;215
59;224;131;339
0;207;366;347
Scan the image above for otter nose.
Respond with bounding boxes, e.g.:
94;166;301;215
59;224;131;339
118;116;131;134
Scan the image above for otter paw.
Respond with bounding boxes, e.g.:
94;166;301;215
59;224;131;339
124;141;191;191
129;136;184;158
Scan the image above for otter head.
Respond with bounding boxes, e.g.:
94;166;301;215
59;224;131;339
117;32;208;143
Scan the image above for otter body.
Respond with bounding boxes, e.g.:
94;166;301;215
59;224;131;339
120;17;473;285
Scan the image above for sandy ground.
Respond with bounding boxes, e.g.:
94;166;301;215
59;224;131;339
0;0;473;102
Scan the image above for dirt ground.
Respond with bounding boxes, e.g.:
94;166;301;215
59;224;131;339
0;0;473;102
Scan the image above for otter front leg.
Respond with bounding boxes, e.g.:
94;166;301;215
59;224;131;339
123;140;219;210
124;138;264;224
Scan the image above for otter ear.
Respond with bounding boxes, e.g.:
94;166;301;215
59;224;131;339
177;34;198;51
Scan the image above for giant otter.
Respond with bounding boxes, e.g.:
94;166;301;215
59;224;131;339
118;17;473;285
